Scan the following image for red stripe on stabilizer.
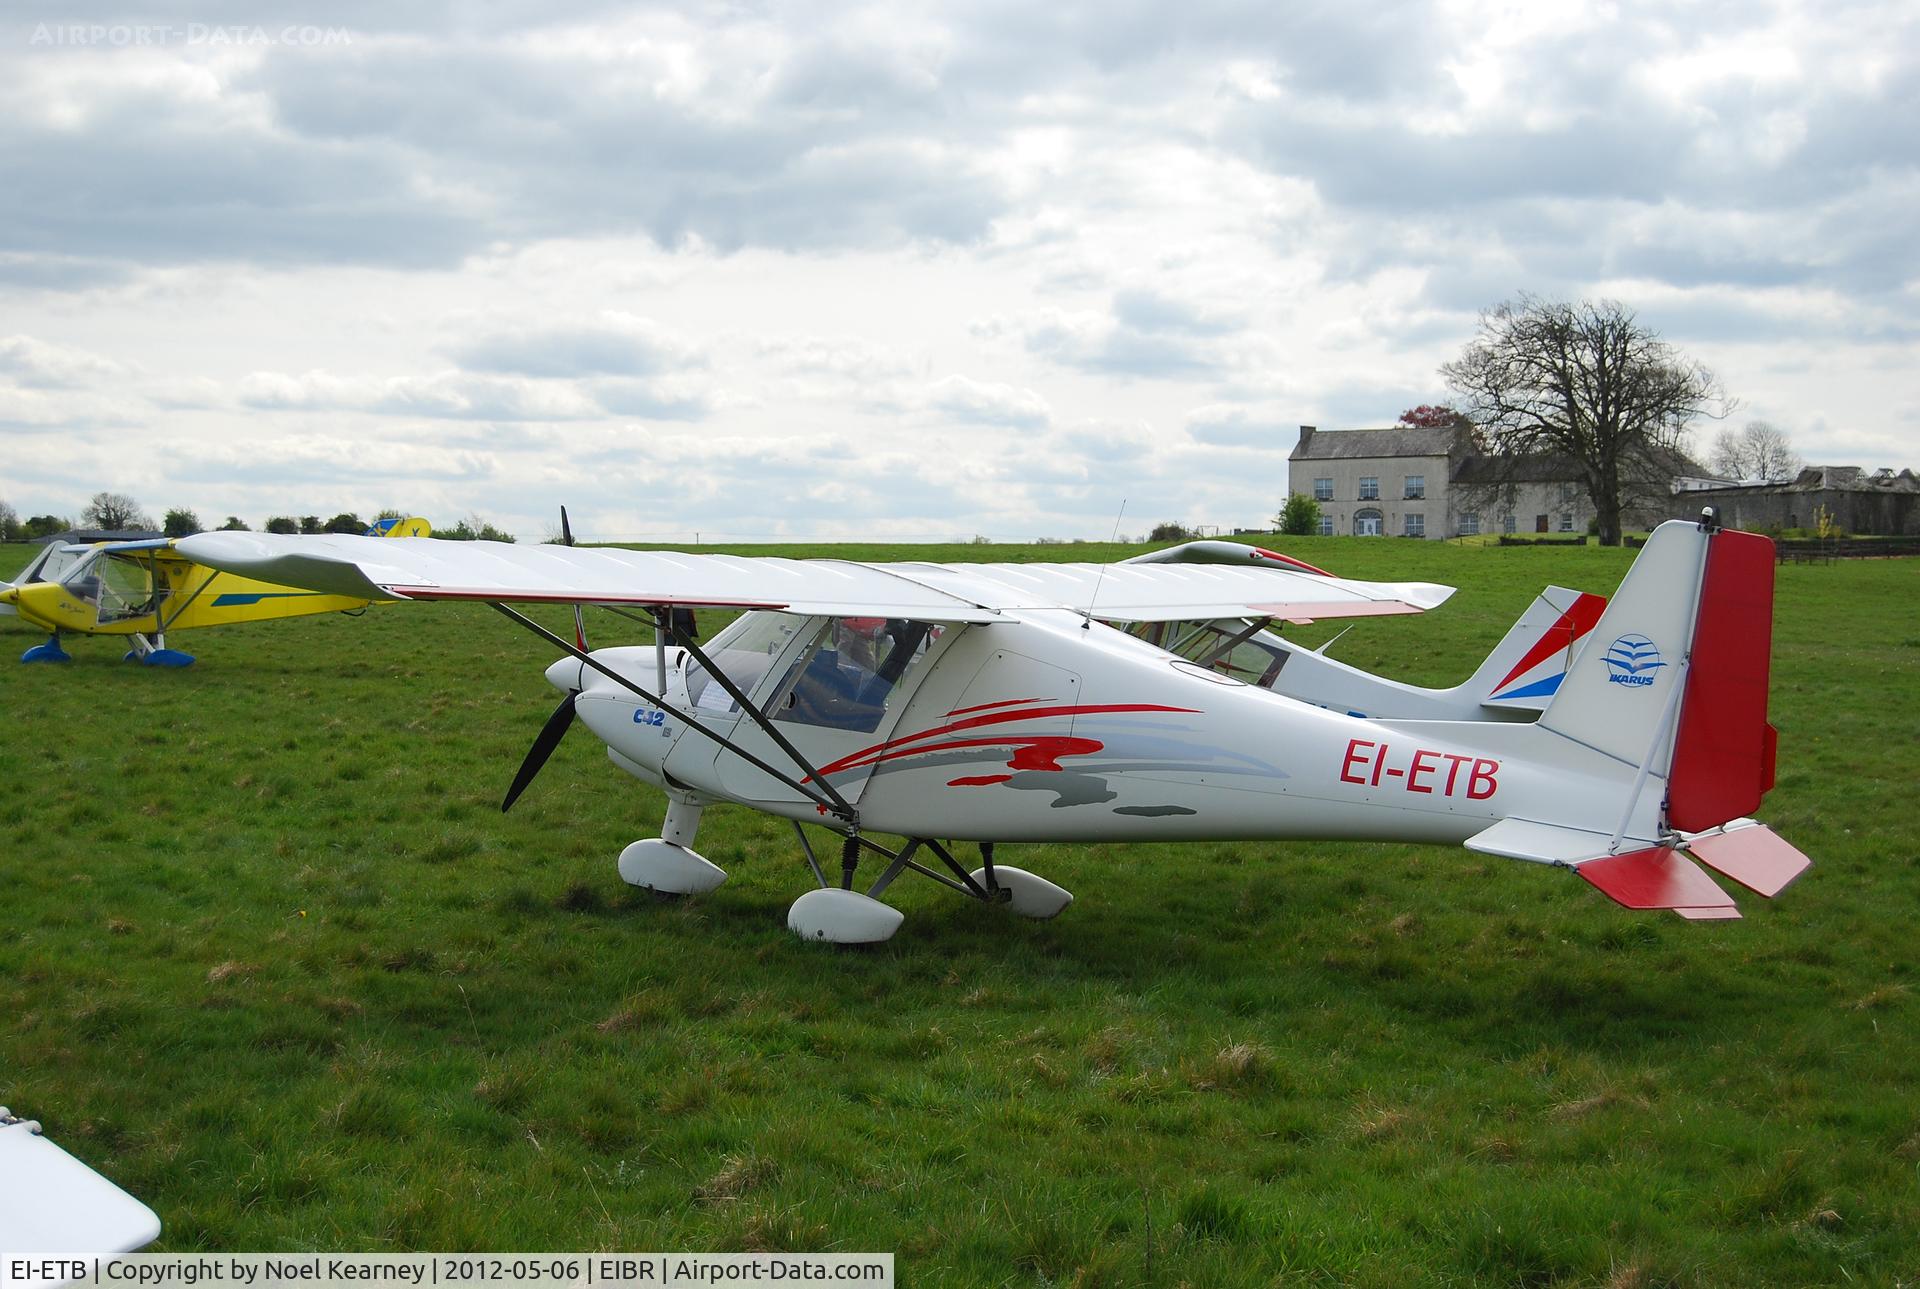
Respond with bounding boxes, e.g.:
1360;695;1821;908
1491;591;1610;693
1249;547;1333;577
1685;825;1811;899
1578;846;1740;918
1668;529;1777;832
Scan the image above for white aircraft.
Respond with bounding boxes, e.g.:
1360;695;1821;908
178;513;1809;944
1;1107;160;1267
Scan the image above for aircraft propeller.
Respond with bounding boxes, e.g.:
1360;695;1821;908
502;688;578;813
561;505;587;652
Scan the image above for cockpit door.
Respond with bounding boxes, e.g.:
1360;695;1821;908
713;616;959;807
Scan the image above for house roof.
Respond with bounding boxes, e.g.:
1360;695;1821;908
32;528;164;546
1689;465;1920;496
1452;447;1715;487
1452;454;1579;484
1289;426;1457;461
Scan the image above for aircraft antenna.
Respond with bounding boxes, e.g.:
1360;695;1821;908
1082;499;1128;631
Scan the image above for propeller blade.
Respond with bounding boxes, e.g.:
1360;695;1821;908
560;506;587;650
501;690;578;813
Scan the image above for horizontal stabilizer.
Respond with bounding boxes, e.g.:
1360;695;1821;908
1464;817;1618;865
1576;847;1741;920
1683;823;1811;898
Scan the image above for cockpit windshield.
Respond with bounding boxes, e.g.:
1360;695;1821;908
685;612;811;714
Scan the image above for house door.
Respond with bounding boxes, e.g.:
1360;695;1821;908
1535;514;1550;533
1353;508;1383;536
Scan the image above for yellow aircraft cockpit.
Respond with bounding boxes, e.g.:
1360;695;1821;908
59;546;165;625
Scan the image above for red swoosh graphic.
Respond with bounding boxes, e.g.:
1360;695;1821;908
806;702;1198;781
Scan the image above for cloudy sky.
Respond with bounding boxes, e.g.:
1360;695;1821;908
2;0;1915;542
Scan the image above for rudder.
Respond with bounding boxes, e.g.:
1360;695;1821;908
1667;528;1776;831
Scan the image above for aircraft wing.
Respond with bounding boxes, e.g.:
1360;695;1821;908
178;532;1453;625
898;560;1453;623
176;532;1009;622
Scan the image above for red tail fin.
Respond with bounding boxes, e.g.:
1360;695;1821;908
1667;529;1775;832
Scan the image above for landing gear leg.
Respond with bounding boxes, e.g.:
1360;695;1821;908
968;844;1074;919
618;793;726;894
21;632;70;663
123;631;194;667
782;832;1073;941
787;831;905;944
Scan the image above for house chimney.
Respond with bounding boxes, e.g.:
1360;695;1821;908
1296;425;1315;452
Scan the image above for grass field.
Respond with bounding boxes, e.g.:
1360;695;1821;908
3;536;1917;1286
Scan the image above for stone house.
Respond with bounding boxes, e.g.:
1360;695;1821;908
1667;466;1920;535
1286;426;1460;538
1287;425;1709;538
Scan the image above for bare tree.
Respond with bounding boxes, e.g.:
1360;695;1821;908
1442;296;1730;546
81;491;153;530
0;499;19;541
1709;420;1803;483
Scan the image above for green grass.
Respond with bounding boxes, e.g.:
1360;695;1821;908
2;538;1917;1286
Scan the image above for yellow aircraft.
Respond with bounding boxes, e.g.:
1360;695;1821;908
0;517;431;666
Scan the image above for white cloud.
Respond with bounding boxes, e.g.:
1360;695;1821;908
0;0;1912;537
0;334;127;387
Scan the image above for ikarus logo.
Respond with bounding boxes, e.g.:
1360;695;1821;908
1603;634;1666;687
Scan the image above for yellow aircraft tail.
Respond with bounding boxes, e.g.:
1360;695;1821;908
368;516;432;538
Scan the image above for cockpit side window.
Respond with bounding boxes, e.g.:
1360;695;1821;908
1128;617;1288;687
772;618;938;734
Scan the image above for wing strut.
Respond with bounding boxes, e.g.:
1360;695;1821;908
488;603;857;824
156;569;219;634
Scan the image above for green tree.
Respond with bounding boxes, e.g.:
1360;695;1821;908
24;515;72;539
435;513;516;543
163;508;201;538
1278;493;1322;536
323;513;364;534
218;516;250;531
1148;521;1192;543
299;515;324;534
264;516;300;534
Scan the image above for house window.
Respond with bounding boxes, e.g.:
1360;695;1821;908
1358;476;1380;500
1501;513;1516;534
1404;474;1425;500
1316;516;1334;536
1404;513;1425;538
1560;481;1579;503
1458;513;1480;536
1313;477;1333;502
1559;512;1575;532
